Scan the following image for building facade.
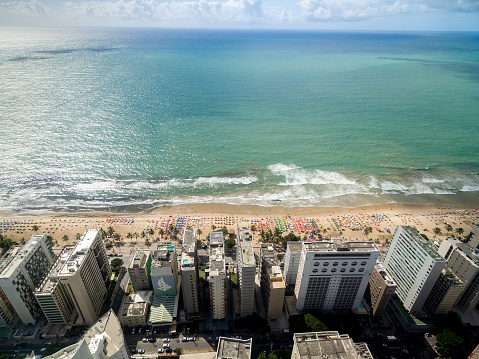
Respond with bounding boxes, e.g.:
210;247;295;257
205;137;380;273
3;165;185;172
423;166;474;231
366;261;396;317
424;267;465;315
56;230;111;325
237;227;256;317
383;226;447;314
439;238;479;314
0;234;55;324
128;250;152;292
181;230;199;315
35;246;77;325
119;291;152;327
0;287;17;327
260;243;285;320
284;242;303;286
294;241;379;313
208;232;227;320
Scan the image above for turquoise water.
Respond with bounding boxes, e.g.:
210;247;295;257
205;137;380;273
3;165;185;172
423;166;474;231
0;28;478;212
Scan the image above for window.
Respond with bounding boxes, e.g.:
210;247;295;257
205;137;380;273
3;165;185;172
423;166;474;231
349;268;355;272
333;262;338;266
322;268;327;273
359;268;365;272
323;262;329;266
312;269;318;273
340;268;346;272
361;261;367;266
331;268;337;273
314;262;320;266
351;261;357;266
342;262;348;266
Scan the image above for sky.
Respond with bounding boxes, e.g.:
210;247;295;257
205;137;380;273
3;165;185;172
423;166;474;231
0;0;478;31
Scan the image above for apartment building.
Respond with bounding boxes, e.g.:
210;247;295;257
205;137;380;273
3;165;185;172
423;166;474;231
0;287;16;327
119;291;152;327
44;309;128;359
0;234;54;324
366;261;396;317
424;267;465;315
35;246;77;325
149;241;179;325
383;226;446;314
291;331;373;359
284;242;303;286
208;232;227;320
216;337;252;359
128;250;152;292
439;238;479;314
236;227;256;317
56;230;111;325
260;243;285;320
294;241;379;313
181;229;199;315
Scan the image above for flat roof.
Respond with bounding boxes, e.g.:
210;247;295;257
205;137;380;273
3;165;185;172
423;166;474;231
58;230;98;276
210;245;225;272
288;241;303;252
183;230;196;245
210;231;224;246
239;240;255;267
129;250;150;269
216;337;252;359
302;241;379;253
293;331;373;359
37;246;76;293
0;234;46;277
456;242;479;265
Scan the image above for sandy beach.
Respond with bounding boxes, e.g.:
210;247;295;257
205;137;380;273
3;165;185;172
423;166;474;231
1;203;478;252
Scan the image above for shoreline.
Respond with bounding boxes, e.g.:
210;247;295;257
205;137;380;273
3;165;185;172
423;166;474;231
1;203;478;249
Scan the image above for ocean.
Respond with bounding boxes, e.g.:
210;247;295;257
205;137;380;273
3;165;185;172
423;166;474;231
0;27;478;212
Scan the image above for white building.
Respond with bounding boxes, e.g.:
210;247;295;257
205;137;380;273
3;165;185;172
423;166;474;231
56;230;111;325
383;226;446;314
236;227;256;317
0;234;54;324
208;232;227;320
181;230;199;315
284;242;303;286
294;241;379;313
44;309;128;359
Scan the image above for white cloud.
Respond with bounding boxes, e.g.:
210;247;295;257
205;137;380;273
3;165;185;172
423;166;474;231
297;0;479;22
0;0;53;16
62;0;263;22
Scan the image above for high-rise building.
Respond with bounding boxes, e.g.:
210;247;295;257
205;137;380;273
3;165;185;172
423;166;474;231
56;230;111;325
149;241;179;325
181;230;199;315
0;234;54;324
44;309;128;359
366;261;396;317
291;331;373;359
260;243;285;320
467;223;479;249
383;226;446;314
294;241;379;313
35;246;77;325
438;238;479;314
236;227;256;317
128;250;152;292
284;242;303;286
0;287;17;327
424;267;465;315
208;232;227;320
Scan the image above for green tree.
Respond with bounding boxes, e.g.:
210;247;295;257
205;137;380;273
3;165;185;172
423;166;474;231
277;254;284;261
174;348;182;356
105;242;113;249
107;226;115;238
225;237;236;249
159;228;165;238
222;226;229;237
211;224;216;231
268;354;279;359
455;227;464;237
99;227;107;240
62;234;69;242
251;224;257;232
257;353;266;359
75;233;82;241
445;224;453;236
284;232;300;242
126;232;132;240
364;226;373;238
197;228;202;239
305;313;328;332
433;227;442;238
20;238;26;245
436;328;463;359
148;228;155;236
111;258;124;268
32;224;39;232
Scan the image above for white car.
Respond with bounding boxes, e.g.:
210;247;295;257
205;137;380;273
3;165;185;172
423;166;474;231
142;338;148;343
138;349;145;354
163;338;170;343
158;348;164;353
163;343;170;348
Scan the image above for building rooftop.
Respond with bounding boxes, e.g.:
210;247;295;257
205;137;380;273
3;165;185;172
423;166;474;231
129;250;150;269
294;331;373;359
210;244;225;273
302;241;379;253
216;337;252;359
82;309;125;358
181;249;196;270
183;229;196;245
210;231;224;246
374;261;396;286
121;301;148;317
400;226;445;262
287;241;303;252
36;246;76;294
0;234;47;277
237;227;253;242
58;230;98;276
239;240;255;267
456;242;479;266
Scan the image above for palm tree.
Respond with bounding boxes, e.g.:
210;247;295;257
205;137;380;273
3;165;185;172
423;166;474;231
455;227;464;237
159;228;165;239
251;224;257;232
445;224;453;236
99;227;107;240
32;225;39;232
197;229;202;239
126;232;133;240
211;224;216;231
107;226;115;238
62;234;69;242
75;233;82;241
433;227;442;238
148;228;155;236
364;227;373;238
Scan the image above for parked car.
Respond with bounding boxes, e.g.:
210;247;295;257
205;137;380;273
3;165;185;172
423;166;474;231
163;338;170;343
181;337;189;342
165;348;172;353
131;328;136;335
131;349;137;354
158;348;164;353
149;337;156;343
138;349;145;354
163;343;170;348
